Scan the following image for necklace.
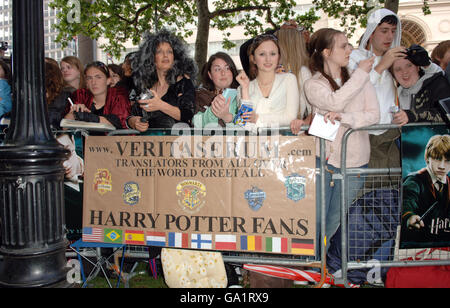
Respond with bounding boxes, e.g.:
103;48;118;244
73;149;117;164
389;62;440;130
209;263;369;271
257;78;274;98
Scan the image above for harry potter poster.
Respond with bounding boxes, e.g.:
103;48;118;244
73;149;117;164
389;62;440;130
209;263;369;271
400;125;450;249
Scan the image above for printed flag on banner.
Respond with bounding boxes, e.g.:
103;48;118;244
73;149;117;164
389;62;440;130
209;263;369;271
82;227;103;242
146;232;166;247
191;234;212;249
215;234;237;250
168;232;189;248
240;235;262;251
125;230;145;245
291;238;315;256
104;229;123;244
266;237;288;253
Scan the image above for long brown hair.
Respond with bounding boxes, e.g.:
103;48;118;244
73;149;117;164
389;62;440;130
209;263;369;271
248;34;280;80
276;25;310;77
61;56;86;89
45;61;65;104
308;28;350;91
276;24;310;106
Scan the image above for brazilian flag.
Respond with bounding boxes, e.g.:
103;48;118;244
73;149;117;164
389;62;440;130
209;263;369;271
104;229;123;244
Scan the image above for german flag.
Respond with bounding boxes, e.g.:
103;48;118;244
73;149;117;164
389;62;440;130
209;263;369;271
291;239;315;256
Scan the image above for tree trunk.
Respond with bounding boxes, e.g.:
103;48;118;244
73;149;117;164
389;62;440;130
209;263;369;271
384;0;399;13
195;0;210;81
77;34;95;64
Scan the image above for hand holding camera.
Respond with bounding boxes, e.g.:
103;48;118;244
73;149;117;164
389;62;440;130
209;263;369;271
391;108;409;126
74;111;100;123
139;89;155;102
138;89;155;123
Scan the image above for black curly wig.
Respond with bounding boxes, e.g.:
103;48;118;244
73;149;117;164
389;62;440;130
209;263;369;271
131;28;198;94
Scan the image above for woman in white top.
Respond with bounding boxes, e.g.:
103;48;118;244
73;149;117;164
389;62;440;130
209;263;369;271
236;34;300;129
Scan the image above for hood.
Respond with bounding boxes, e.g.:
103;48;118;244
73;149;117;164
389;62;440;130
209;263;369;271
358;8;402;53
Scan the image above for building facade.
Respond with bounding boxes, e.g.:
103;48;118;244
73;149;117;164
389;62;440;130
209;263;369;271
0;0;76;60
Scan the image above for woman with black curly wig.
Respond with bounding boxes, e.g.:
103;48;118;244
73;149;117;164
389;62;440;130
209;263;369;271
127;29;197;131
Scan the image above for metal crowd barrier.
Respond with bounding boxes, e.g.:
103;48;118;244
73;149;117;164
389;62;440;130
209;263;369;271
3;121;448;288
338;122;450;288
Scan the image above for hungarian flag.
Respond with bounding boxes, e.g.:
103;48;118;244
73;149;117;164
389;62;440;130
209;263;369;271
266;237;288;253
125;230;145;245
215;234;237;250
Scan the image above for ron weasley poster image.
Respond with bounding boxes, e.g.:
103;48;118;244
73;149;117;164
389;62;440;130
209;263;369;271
400;125;450;249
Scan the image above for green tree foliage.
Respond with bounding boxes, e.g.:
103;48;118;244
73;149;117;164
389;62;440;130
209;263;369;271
50;0;435;70
312;0;434;37
50;0;319;70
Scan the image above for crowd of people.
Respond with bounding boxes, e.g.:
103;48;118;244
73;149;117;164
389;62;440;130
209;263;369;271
6;7;450;234
5;8;444;140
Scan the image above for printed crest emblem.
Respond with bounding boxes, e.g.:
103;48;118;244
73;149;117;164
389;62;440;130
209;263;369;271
176;180;207;212
284;173;306;202
93;169;112;195
244;186;266;211
122;182;141;206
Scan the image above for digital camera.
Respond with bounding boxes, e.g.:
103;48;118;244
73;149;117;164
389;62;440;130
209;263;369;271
0;41;8;52
139;89;154;101
139;90;154;123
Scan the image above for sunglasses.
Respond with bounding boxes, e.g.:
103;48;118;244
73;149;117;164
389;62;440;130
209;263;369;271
254;34;278;43
282;20;305;33
86;61;110;77
92;61;108;70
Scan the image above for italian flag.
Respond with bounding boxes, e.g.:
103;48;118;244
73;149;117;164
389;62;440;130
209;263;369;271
265;237;288;253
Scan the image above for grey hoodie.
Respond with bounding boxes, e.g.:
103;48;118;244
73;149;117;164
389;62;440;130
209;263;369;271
348;8;402;135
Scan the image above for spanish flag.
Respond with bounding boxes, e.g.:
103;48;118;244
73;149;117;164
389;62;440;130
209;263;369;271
125;230;145;245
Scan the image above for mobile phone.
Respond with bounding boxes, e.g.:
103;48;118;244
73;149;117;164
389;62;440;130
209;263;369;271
222;88;238;102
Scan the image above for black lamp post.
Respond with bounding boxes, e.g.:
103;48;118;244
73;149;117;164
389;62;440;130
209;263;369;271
0;0;70;287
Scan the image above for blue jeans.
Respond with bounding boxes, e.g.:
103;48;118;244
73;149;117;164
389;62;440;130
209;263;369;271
316;158;366;250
